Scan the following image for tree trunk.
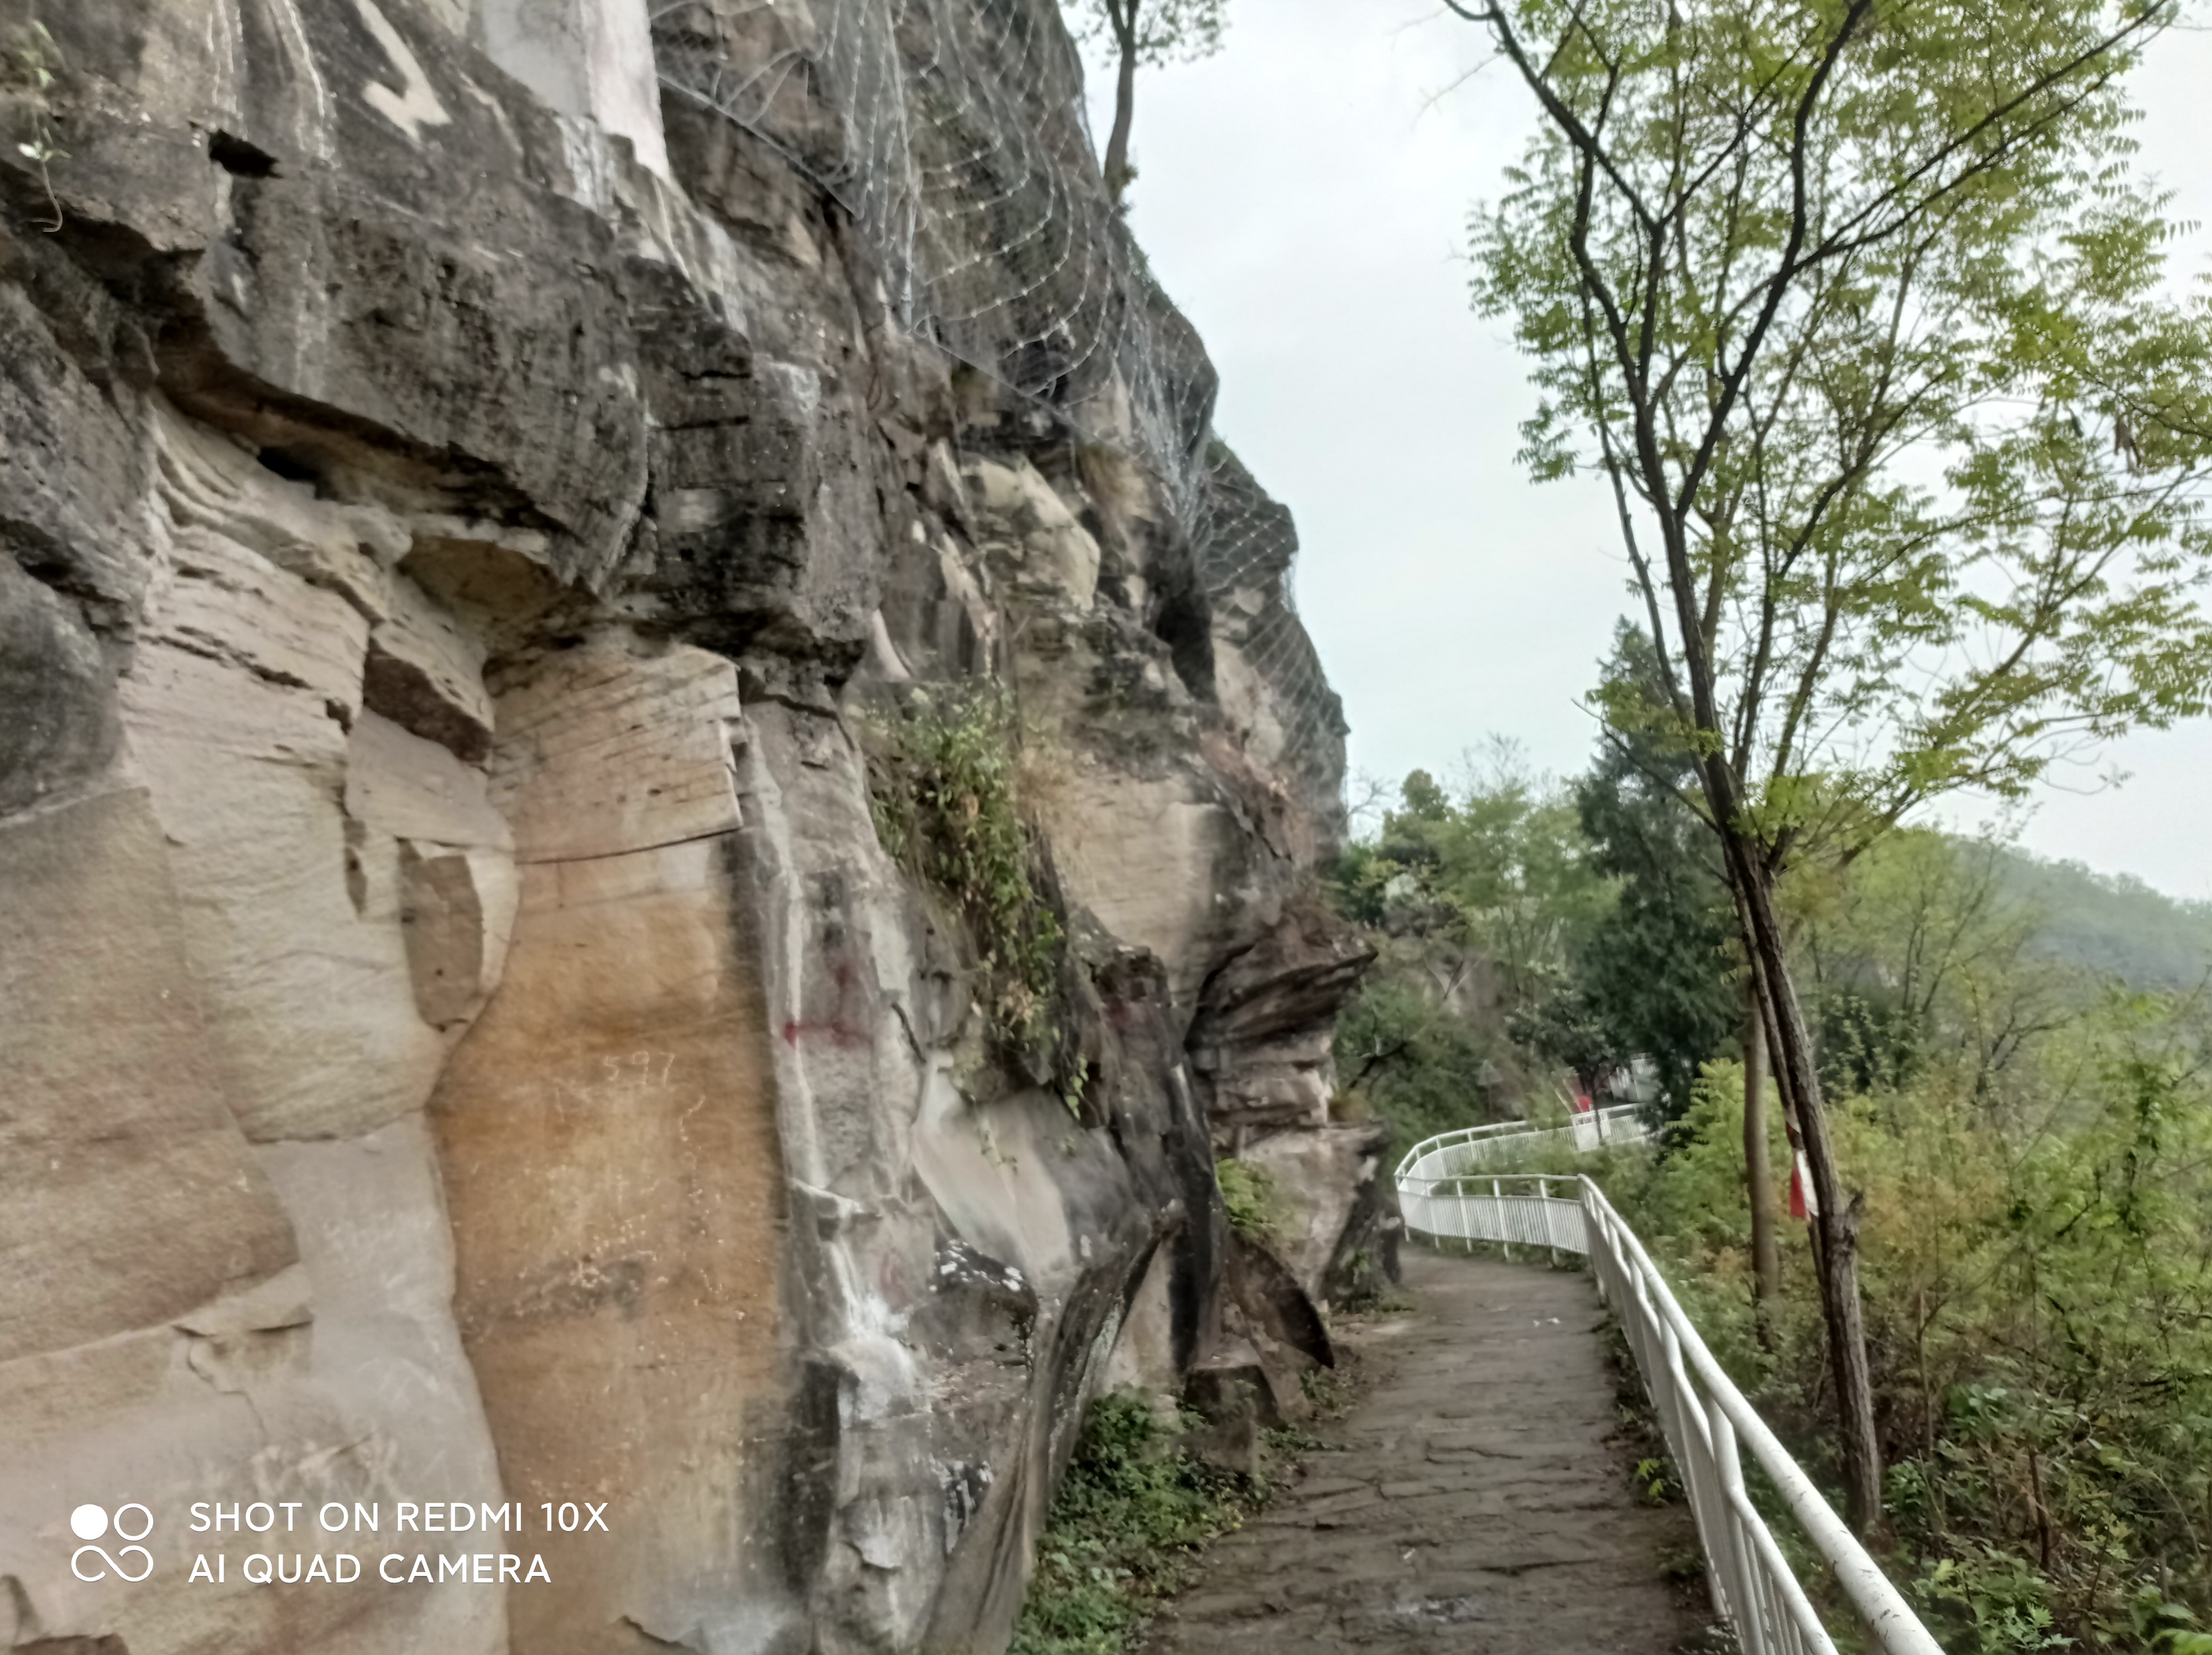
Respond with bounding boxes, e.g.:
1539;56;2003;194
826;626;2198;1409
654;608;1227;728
1728;840;1882;1533
1103;22;1138;200
1750;946;1823;1286
1742;978;1780;1332
1622;292;1880;1527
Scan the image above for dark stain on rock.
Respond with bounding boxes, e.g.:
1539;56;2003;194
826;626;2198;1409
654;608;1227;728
777;1359;844;1594
362;640;492;763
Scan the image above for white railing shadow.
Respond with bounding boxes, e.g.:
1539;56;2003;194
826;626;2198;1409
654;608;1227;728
1396;1165;1945;1655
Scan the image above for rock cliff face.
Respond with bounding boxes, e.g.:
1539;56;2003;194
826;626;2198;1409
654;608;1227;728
0;3;1374;1652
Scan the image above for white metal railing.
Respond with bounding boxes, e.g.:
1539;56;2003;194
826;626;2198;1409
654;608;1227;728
1396;1165;1944;1655
1392;1101;1650;1186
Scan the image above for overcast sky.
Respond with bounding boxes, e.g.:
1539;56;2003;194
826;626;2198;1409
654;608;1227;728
1083;2;2212;902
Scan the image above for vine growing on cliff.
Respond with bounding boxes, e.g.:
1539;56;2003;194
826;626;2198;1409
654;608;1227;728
864;686;1082;1105
4;18;66;232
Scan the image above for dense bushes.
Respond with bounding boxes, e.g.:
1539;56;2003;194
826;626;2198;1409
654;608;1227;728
1601;995;2212;1652
1332;975;1505;1156
1009;1393;1263;1655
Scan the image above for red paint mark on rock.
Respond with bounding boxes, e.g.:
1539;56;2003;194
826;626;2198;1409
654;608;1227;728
781;1019;868;1049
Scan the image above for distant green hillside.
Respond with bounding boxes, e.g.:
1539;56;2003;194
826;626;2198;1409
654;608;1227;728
1992;849;2212;991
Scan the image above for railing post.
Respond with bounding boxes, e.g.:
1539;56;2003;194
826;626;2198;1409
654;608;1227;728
1582;1180;1609;1304
1660;1316;1736;1644
1707;1396;1766;1655
1493;1177;1510;1258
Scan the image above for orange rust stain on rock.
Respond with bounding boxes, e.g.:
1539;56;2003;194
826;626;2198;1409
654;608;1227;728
428;836;786;1652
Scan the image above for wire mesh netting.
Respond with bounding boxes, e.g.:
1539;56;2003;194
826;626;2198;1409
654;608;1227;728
650;0;1345;797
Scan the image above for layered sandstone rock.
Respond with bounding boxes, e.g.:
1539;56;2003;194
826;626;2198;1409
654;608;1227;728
0;2;1374;1652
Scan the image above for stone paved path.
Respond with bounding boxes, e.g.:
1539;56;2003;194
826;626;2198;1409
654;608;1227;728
1145;1248;1713;1655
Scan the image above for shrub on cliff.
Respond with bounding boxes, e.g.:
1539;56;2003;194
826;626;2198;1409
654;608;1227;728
1212;1158;1281;1243
1011;1391;1257;1655
863;686;1082;1105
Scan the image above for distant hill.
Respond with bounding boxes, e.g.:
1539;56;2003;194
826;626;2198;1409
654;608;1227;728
1992;849;2212;991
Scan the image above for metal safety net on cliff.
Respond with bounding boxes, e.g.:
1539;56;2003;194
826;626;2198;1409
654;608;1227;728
649;0;1345;791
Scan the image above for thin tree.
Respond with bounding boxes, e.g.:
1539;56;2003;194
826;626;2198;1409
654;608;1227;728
1573;628;1740;1123
1458;0;2212;1531
1070;0;1228;201
1579;629;1775;1320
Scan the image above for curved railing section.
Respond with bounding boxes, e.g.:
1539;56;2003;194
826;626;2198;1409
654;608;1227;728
1392;1101;1648;1187
1396;1164;1944;1655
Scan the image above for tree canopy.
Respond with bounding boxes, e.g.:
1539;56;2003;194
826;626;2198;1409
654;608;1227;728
1572;628;1741;1116
1465;0;2212;864
1335;741;1616;1009
1065;0;1229;200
